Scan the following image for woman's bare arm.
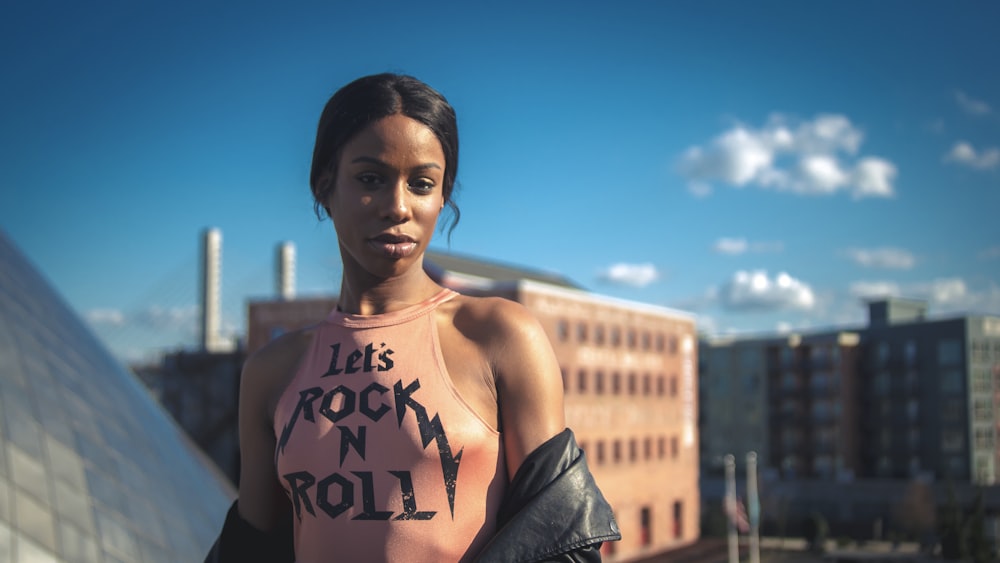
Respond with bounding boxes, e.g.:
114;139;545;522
487;299;566;478
236;336;303;530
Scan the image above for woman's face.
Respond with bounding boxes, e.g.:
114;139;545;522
326;113;446;280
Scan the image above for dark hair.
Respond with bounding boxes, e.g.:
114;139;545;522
310;73;460;236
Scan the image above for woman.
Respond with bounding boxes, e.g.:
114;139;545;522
207;73;618;562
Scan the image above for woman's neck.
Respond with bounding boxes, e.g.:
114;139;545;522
337;266;442;316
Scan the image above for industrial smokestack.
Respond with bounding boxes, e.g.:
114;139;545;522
200;227;223;352
276;241;296;300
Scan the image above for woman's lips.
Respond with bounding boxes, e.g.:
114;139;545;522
369;236;417;259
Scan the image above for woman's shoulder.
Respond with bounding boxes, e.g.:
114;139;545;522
241;325;321;405
442;293;547;350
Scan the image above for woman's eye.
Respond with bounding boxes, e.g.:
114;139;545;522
409;179;436;193
357;173;381;185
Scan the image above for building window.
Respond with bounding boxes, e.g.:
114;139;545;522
655;333;665;351
972;369;991;393
644;437;652;460
629;439;637;462
941;369;964;394
557;319;569;342
613;440;621;463
942;398;963;420
941;429;964;453
671;436;679;459
611;372;620;395
594;324;605;346
595;371;605;394
973;398;993;421
877;456;891;476
578;369;588;393
577;322;588;343
904;340;917;366
658;437;666;459
947;456;966;477
642;373;651;395
876;341;890;366
974;427;994;449
880;429;892;449
670;375;678;397
673;501;683;539
641;331;651;350
938;339;962;366
628;373;637;395
627;330;637;349
596;441;605;464
873;371;890;395
669;335;679;355
640;506;652;546
610;327;621;347
657;375;666;396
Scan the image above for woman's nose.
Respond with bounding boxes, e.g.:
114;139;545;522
380;182;411;222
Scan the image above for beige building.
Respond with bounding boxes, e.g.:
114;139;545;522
427;251;700;561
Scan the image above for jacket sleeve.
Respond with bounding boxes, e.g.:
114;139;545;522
204;500;295;563
476;429;620;563
537;543;604;563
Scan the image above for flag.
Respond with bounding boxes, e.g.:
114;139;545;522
724;496;750;533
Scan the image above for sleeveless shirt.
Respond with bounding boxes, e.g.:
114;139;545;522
273;289;506;563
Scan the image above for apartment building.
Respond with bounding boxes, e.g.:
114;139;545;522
699;297;1000;536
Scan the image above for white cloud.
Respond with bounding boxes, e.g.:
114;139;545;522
925;119;946;134
688;181;713;198
718;270;815;312
133;304;200;330
849;281;902;299
85;308;126;327
911;278;969;306
843;247;916;270
713;238;749;255
89;304;199;332
799;154;848;192
678;114;897;198
944;141;1000;170
598;263;660;287
713;237;784;255
980;246;1000;260
850;278;1000;315
850;158;897;198
955;90;992;116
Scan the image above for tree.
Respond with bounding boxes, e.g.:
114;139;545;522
965;491;993;563
803;511;829;554
939;485;968;561
894;479;936;548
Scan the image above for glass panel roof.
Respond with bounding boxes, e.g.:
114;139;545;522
0;231;233;561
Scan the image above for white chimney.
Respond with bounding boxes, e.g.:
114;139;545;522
276;241;296;300
200;228;223;352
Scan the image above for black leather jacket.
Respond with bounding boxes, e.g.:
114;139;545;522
475;428;621;562
206;429;619;563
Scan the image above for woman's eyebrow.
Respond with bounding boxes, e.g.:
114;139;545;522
350;156;442;170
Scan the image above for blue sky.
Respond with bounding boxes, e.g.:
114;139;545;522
2;1;998;362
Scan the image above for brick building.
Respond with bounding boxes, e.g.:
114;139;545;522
426;251;700;561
